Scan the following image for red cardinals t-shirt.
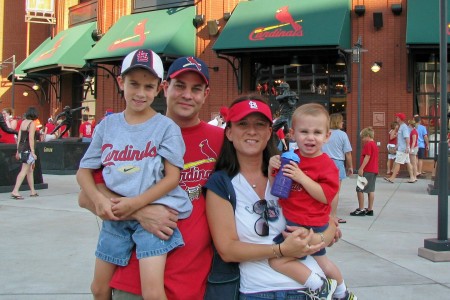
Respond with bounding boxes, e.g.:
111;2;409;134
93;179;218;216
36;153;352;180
109;121;224;299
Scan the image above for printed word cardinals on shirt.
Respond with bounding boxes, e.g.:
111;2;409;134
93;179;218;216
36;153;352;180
102;142;157;166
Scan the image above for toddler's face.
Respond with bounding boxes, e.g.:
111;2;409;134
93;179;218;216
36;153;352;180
290;114;330;158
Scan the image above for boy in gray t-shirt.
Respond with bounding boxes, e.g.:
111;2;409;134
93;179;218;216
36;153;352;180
77;49;191;300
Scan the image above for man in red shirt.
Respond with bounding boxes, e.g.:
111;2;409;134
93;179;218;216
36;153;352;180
79;114;94;142
79;56;224;299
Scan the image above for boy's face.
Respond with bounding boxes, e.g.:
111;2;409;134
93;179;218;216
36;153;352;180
290;113;330;158
117;68;161;114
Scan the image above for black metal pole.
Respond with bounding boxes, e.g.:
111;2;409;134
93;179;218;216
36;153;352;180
423;0;450;253
355;38;362;169
437;0;448;241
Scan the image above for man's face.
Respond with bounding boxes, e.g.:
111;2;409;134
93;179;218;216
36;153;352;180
163;71;210;126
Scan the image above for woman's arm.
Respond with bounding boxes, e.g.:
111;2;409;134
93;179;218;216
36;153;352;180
206;190;326;263
28;122;37;158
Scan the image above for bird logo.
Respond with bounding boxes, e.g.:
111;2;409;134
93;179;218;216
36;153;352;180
275;6;302;31
249;5;303;40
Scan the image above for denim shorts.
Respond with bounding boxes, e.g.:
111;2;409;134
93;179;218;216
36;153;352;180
331;159;346;180
240;289;309;300
96;220;184;266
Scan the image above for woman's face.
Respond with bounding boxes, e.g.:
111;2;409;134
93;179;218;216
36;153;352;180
226;113;272;157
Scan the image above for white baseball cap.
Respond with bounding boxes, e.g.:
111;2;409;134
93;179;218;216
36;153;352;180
357;176;368;191
120;49;164;80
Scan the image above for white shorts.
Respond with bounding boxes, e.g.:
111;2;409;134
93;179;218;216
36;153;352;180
395;151;410;164
410;147;418;155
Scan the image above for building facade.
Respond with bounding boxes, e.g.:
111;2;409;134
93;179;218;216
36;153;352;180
1;0;448;173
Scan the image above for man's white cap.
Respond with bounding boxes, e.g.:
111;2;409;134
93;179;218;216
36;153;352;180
120;49;164;80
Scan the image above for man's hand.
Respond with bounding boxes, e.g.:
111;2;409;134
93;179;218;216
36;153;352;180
133;205;179;240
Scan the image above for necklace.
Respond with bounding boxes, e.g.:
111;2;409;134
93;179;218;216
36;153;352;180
252;184;257;189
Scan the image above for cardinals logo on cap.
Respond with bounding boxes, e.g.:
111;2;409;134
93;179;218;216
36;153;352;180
135;50;149;63
249;101;259;109
183;57;203;71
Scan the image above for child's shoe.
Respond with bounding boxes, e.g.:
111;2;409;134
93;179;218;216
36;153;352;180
306;277;337;300
333;290;357;300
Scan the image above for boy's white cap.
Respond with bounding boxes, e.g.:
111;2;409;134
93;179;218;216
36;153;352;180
120;49;164;79
357;176;368;190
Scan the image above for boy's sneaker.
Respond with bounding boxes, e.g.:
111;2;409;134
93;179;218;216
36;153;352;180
350;208;366;216
364;209;374;216
334;290;357;300
306;277;337;300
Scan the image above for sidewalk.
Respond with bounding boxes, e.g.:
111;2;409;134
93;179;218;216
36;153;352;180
0;174;449;299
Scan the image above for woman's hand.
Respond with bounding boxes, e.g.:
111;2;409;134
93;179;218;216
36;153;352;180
280;227;324;258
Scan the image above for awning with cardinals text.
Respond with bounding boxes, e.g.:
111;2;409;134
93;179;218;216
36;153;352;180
84;6;195;63
212;0;351;56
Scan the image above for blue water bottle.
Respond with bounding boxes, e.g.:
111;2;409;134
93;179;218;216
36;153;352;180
270;150;300;199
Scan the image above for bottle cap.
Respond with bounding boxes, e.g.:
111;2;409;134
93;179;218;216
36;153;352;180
281;150;300;163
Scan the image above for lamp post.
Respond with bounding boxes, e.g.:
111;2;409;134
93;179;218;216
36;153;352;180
0;55;16;109
346;37;366;169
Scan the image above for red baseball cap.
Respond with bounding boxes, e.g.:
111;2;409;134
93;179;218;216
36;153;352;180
395;112;406;121
227;100;273;123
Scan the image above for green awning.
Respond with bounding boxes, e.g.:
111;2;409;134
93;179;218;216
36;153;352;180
84;7;195;62
406;0;450;46
22;22;97;73
213;0;351;54
10;37;52;79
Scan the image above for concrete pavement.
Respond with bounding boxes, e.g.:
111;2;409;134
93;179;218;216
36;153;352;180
0;174;449;299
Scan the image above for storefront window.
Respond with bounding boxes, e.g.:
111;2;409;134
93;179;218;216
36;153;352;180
414;60;450;158
252;63;348;116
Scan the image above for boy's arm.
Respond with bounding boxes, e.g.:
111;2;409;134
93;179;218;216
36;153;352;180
286;161;328;204
358;155;370;176
111;160;181;218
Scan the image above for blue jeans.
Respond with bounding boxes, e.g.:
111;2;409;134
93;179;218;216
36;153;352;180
240;289;309;300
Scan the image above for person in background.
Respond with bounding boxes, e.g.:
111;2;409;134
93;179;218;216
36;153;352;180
11;106;39;199
413;115;429;176
384;113;416;184
0;108;18;142
276;125;288;152
208;106;228;129
79;114;94;142
408;119;419;181
386;121;399;176
351;127;379;217
205;97;339;300
0;107;18;144
43;118;56;142
322;113;353;224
